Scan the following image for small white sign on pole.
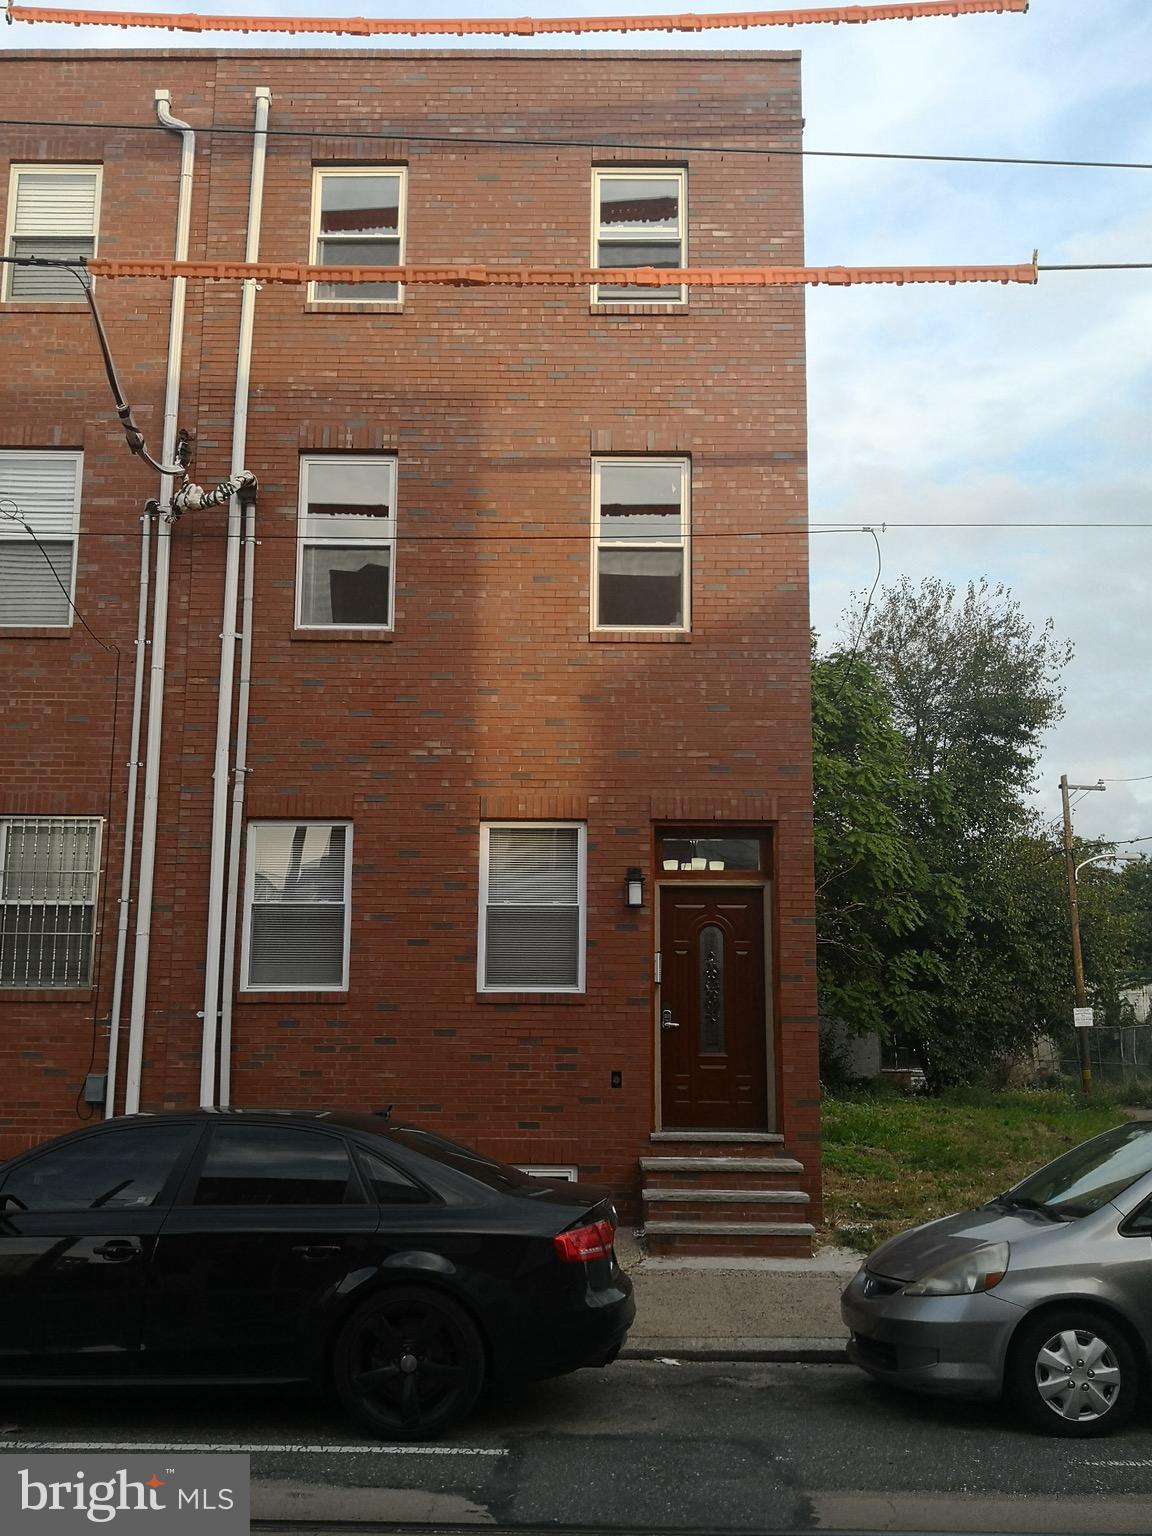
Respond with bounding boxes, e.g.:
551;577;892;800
1073;1007;1095;1030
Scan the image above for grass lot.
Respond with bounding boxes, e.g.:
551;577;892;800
821;1088;1132;1252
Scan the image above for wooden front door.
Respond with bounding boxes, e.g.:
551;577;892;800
659;886;769;1129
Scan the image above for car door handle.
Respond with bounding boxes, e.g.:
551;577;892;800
93;1239;141;1263
291;1244;342;1261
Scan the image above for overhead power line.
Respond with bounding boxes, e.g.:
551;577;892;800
3;115;1149;175
4;0;1032;41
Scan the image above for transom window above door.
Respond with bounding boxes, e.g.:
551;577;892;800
592;168;686;304
658;831;768;875
309;167;405;303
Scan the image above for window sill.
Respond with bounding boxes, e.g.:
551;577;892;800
590;302;689;316
238;990;350;1005
0;302;89;315
0;987;95;1003
475;992;587;1006
0;626;75;639
291;627;395;643
588;630;691;644
304;301;405;315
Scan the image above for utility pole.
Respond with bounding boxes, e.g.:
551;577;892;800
1059;774;1105;1095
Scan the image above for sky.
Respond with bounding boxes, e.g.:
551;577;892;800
4;0;1151;846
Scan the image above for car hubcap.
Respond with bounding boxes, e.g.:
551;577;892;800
352;1300;470;1428
1034;1328;1121;1422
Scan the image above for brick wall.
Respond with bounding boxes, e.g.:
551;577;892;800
0;50;819;1220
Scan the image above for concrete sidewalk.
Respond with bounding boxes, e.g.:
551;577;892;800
616;1230;857;1362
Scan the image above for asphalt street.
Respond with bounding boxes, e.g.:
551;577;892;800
2;1362;1151;1533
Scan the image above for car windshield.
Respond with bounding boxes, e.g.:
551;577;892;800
384;1126;533;1193
1006;1121;1152;1218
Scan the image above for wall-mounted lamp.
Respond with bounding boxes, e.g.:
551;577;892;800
624;867;646;909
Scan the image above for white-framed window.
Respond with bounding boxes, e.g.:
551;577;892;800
478;824;586;994
0;817;102;988
0;449;82;627
241;822;352;991
592;167;686;304
308;167;406;303
296;455;396;629
3;164;101;303
592;458;690;631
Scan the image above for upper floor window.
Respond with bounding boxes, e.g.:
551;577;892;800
592;168;686;305
0;816;102;988
478;824;586;994
592;458;690;631
242;821;351;991
309;167;405;303
3;165;101;303
297;455;396;629
0;450;82;627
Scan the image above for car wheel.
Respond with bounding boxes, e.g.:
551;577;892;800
1009;1310;1141;1438
333;1285;486;1440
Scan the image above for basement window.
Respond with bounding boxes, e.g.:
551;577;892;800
592;167;686;304
3;165;101;303
0;450;82;628
0;817;102;988
309;167;405;303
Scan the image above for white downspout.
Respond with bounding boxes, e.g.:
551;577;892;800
200;86;271;1109
121;90;195;1116
218;498;256;1107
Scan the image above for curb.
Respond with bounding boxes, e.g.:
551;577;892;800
621;1337;849;1364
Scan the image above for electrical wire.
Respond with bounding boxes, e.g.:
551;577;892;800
825;525;883;709
0;115;1149;175
1100;775;1152;785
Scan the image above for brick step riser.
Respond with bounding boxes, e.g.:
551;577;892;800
645;1202;810;1222
645;1234;814;1259
643;1170;806;1191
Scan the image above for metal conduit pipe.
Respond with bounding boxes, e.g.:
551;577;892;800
121;89;195;1116
199;86;270;1109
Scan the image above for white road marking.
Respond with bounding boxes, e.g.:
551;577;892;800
1;1441;506;1456
1087;1460;1152;1469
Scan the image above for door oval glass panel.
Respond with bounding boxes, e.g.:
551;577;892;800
698;924;726;1054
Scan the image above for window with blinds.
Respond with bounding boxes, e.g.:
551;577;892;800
297;456;396;628
0;817;102;988
479;824;586;993
3;165;101;303
0;450;82;628
242;822;351;990
309;167;406;303
592;167;686;305
592;458;689;631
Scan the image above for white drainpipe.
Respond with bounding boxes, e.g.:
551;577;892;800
200;87;271;1108
217;497;256;1107
120;90;195;1116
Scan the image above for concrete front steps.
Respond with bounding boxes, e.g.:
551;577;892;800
641;1132;814;1257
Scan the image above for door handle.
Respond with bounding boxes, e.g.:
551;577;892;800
291;1244;342;1261
661;1008;679;1030
93;1239;140;1263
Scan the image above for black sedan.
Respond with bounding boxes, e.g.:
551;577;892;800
0;1108;635;1438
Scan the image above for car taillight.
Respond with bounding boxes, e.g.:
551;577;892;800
554;1216;615;1263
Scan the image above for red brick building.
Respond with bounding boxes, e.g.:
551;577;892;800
0;48;819;1252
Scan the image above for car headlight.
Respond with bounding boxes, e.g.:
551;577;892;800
902;1241;1009;1297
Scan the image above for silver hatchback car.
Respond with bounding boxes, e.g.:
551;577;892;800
841;1118;1152;1436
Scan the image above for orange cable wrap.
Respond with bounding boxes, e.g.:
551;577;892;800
84;258;1040;287
7;1;1030;38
